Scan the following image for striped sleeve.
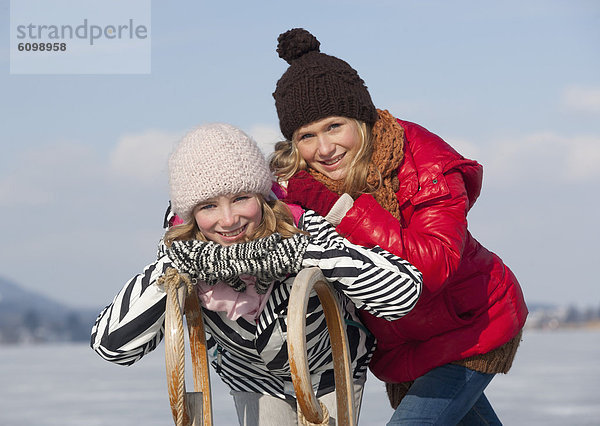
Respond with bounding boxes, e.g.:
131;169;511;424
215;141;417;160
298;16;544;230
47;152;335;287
299;210;422;320
90;250;172;366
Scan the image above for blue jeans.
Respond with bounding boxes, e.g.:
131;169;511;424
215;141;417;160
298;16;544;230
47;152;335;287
387;364;502;426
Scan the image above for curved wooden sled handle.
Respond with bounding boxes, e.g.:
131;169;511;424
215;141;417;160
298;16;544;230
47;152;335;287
288;267;356;425
164;278;213;426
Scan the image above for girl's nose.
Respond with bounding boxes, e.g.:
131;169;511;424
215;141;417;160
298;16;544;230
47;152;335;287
317;135;335;157
219;205;237;227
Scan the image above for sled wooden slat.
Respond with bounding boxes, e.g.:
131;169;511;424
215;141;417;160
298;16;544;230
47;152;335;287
165;280;213;426
287;267;356;425
184;289;213;425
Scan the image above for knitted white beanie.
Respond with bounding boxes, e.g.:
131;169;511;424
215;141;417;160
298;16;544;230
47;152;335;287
168;123;273;222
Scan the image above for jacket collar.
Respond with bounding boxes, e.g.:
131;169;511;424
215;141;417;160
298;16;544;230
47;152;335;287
394;120;482;208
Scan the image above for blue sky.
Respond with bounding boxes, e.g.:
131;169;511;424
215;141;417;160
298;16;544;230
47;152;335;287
1;0;599;309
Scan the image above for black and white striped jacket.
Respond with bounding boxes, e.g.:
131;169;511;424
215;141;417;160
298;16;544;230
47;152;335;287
91;210;422;400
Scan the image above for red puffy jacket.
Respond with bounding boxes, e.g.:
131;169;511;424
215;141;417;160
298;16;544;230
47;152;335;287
335;119;528;382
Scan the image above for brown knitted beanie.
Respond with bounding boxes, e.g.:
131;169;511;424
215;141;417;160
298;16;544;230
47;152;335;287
273;28;378;141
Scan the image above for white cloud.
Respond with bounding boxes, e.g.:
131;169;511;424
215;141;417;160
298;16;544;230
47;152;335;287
0;129;182;209
0;142;103;207
109;129;182;183
247;124;283;156
0;172;54;207
564;135;600;180
453;132;600;187
445;137;482;161
562;86;600;114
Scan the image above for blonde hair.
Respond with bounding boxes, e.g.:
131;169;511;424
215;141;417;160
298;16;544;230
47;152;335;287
163;194;305;247
269;119;378;199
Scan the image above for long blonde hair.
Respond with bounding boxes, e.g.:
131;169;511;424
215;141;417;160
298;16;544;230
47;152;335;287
163;194;305;247
269;119;378;198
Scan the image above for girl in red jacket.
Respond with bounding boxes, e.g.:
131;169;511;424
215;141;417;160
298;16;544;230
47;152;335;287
270;28;528;425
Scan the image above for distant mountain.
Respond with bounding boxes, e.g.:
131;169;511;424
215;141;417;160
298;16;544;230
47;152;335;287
0;276;99;344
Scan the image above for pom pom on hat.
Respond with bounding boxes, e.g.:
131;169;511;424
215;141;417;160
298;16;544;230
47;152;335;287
168;123;273;222
277;28;320;64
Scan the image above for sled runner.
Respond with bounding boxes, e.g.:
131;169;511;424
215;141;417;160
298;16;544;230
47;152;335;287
163;269;213;426
288;267;356;425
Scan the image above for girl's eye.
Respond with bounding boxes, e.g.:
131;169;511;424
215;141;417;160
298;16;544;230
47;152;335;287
328;123;341;130
298;133;314;141
197;204;215;211
233;195;250;203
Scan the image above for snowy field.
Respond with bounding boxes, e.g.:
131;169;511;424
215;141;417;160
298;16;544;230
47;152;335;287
1;329;598;425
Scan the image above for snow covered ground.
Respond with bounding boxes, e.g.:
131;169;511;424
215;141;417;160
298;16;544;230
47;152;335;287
1;329;598;425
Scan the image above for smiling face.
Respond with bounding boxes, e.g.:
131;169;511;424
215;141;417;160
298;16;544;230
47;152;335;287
294;116;362;181
193;193;263;246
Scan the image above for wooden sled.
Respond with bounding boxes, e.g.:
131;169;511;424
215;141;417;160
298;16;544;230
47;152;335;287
164;267;355;425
